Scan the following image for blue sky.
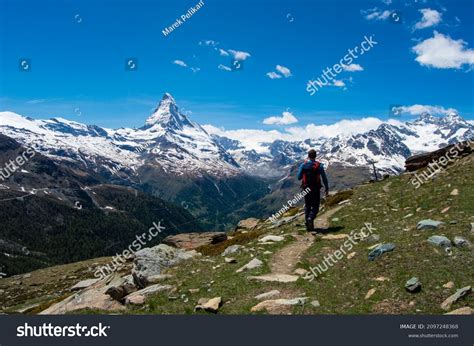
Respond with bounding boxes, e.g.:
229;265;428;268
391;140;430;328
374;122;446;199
0;0;473;133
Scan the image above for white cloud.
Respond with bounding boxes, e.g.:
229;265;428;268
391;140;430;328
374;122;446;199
381;0;392;4
263;111;298;125
275;65;292;77
228;49;251;61
363;8;392;21
395;104;458;116
199;40;218;46
219;48;229;56
331;79;346;87
218;64;232;71
25;99;47;104
204;117;385;152
343;63;364;72
173;60;187;67
266;71;282;79
414;8;442;30
190;67;201;73
412;31;474;69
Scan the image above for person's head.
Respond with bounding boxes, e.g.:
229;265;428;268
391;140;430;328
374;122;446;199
308;149;317;160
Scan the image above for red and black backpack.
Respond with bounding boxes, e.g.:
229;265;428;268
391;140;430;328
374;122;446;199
301;160;321;190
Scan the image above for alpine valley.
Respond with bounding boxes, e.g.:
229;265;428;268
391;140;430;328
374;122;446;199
0;93;472;275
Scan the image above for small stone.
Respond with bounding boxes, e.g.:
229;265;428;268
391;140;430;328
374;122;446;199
416;219;444;230
254;290;280;300
195;297;222;313
189;288;200;294
443;281;455;289
373;276;390;282
444;307;473;315
347;252;357;259
310;300;320;307
263;251;272;255
125;295;145;305
403;213;413;219
453;236;469;247
368;243;395;261
224;257;237;263
222;245;242;257
293;268;309;276
331;218;340;222
22;273;31;279
236;258;263;273
259;235;284;243
409;301;415;307
428;235;451;247
450;189;459;196
250;297;308;313
441;207;451;214
405;277;422;293
440;286;471;311
365;288;376;300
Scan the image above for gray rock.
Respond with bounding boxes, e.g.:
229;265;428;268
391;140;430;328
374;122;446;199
417;219;444;230
132;244;199;288
221;244;242;257
254;290;280;300
368;243;396;261
259;235;284;243
236;258;263;273
124;284;174;305
105;279;137;302
237;218;259;230
441;286;472;311
453;236;470;247
428;235;451;248
405;277;422;293
70;278;100;291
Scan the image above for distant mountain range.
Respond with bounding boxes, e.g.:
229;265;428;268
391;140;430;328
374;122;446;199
1;94;473;226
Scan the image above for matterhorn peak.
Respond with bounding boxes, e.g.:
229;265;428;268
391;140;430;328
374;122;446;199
144;93;192;130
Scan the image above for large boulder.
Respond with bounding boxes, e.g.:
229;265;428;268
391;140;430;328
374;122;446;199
132;244;199;288
162;232;227;250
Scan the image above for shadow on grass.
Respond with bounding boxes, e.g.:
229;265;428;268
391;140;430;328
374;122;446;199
313;226;344;234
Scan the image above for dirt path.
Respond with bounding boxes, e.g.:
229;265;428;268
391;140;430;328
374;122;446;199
269;206;343;275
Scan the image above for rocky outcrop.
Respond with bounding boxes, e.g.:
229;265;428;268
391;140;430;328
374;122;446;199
162;232;227;250
132;244;200;288
405;140;472;172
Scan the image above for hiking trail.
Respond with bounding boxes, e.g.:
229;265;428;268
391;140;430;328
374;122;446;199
269;206;343;275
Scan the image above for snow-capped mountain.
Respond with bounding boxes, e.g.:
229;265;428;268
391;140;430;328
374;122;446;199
215;112;473;176
1;94;472;180
0;93;239;178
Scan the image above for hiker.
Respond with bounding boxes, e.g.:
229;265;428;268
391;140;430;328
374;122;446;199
297;149;329;231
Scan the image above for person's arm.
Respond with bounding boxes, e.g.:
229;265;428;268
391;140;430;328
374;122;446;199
319;164;329;195
297;163;304;180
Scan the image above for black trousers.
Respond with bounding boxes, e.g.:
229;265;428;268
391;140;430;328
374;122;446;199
304;189;321;223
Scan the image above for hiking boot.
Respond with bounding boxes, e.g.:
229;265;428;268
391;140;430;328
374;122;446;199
305;219;314;232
